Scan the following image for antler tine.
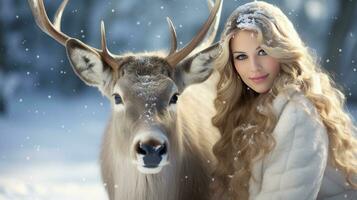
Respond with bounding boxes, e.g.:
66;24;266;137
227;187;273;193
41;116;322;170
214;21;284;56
201;0;221;47
53;0;69;30
166;0;222;67
28;0;70;45
188;0;222;56
166;17;178;56
101;21;118;69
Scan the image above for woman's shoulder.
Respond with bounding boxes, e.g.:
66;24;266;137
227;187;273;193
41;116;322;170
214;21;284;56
270;87;329;161
272;87;327;141
273;87;318;119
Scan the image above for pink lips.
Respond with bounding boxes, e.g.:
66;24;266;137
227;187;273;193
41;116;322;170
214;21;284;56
249;74;269;83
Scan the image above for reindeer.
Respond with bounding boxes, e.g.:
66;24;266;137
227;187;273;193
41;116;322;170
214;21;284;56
28;0;222;199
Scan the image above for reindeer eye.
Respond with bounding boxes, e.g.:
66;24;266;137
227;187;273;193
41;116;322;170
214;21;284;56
113;93;123;104
169;93;179;105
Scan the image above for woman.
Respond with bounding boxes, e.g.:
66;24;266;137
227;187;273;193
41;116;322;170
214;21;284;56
211;1;357;200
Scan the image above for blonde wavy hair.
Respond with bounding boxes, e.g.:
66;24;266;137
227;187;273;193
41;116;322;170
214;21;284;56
211;1;357;199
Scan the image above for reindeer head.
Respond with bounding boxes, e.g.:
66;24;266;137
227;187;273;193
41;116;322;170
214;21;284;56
28;0;221;174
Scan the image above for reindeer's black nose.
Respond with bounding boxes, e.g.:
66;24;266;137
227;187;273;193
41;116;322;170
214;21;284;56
136;142;167;168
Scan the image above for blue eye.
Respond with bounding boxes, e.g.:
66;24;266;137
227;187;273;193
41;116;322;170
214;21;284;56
258;49;267;56
113;93;123;104
169;93;179;104
235;54;247;60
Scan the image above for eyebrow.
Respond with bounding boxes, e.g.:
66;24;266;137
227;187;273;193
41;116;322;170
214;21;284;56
232;46;261;54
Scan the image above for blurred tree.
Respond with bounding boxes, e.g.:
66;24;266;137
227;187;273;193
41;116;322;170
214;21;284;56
0;15;7;70
346;35;357;102
0;8;7;114
323;0;357;77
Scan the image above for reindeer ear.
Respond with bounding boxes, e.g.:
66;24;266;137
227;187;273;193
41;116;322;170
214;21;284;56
66;38;112;88
174;42;220;91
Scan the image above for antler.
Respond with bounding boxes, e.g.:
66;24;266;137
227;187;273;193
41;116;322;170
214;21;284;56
53;0;68;30
101;21;119;68
166;17;178;55
28;0;118;68
28;0;70;45
165;0;222;67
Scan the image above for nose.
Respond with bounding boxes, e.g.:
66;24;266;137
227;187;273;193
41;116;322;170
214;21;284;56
250;56;262;72
136;142;167;156
136;140;167;167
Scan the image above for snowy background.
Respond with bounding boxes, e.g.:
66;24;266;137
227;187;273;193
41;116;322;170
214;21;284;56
0;0;356;199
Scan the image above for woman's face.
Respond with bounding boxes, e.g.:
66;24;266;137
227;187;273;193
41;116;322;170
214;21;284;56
230;30;280;93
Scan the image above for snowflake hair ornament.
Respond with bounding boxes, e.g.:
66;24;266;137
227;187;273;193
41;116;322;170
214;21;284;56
236;13;257;29
227;2;276;33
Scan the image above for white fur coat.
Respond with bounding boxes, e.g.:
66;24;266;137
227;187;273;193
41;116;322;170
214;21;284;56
248;89;357;200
